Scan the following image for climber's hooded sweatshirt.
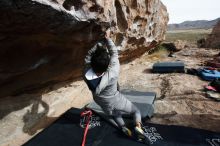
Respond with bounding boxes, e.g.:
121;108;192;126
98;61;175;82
84;39;131;115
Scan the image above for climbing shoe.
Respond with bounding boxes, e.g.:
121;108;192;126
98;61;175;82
134;126;151;145
122;126;132;137
134;126;145;139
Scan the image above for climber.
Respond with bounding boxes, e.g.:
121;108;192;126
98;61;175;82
83;29;146;139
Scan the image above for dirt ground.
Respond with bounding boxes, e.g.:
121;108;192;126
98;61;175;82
118;47;220;132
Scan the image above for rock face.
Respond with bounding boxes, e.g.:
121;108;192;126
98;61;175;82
0;0;168;97
0;0;168;145
205;20;220;48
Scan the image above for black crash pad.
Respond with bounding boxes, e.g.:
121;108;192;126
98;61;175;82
23;108;220;146
152;62;185;73
86;89;156;121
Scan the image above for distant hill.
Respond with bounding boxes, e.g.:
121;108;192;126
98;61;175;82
168;18;220;30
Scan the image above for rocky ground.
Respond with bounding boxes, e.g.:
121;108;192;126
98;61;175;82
119;47;220;132
1;47;220;146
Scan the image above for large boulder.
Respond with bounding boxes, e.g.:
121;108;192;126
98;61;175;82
0;0;168;97
0;1;168;145
205;20;220;48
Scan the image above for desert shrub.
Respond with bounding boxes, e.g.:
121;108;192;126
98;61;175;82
148;44;168;55
197;38;206;48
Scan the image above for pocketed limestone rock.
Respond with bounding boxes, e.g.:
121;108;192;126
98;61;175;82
0;0;168;97
205;20;220;48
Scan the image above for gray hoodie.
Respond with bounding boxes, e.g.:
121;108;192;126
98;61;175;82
84;39;129;115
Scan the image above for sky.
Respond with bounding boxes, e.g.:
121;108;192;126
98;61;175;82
161;0;220;24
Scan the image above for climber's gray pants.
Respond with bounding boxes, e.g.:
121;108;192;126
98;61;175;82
112;101;141;128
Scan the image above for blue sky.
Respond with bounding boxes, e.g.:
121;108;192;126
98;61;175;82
161;0;220;24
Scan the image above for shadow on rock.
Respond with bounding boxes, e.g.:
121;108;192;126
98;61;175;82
22;95;53;135
0;92;59;136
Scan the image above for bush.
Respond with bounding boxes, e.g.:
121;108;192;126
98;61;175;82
197;38;206;48
148;44;168;55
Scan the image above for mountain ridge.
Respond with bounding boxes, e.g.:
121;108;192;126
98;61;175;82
168;17;220;30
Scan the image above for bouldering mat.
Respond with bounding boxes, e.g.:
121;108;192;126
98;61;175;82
23;108;220;146
86;89;156;119
152;62;185;73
